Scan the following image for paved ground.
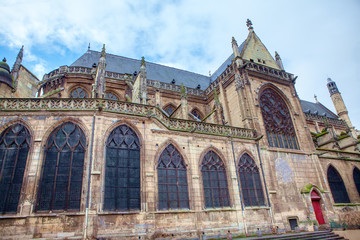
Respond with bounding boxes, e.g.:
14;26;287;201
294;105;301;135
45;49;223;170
333;230;360;240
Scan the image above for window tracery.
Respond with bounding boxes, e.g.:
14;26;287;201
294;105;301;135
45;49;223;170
37;122;86;211
201;151;230;208
0;123;30;213
327;165;350;203
191;109;203;120
105;92;118;101
238;153;265;207
157;144;189;210
104;125;140;211
70;87;88;98
260;88;298;149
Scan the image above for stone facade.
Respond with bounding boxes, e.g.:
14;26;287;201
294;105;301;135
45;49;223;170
0;22;359;239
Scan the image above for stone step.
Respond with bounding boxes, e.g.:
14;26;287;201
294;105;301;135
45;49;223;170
234;231;346;240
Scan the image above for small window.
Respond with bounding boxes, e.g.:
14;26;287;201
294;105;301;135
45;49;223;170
327;165;350;203
70;87;88;98
105;92;118;101
288;218;298;230
164;104;176;116
191;109;202;120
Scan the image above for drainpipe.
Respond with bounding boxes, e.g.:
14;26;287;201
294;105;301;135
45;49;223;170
83;112;96;239
255;136;274;226
230;137;248;235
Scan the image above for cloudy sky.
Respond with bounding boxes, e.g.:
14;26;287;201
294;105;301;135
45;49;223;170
1;0;359;128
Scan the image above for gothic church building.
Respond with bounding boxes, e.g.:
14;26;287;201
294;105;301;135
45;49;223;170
0;20;359;239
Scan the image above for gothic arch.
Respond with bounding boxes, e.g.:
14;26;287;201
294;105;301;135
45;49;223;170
190;107;203;120
199;148;230;208
103;124;141;211
256;83;294;110
163;103;177;116
258;85;299;149
0;122;32;213
154;139;190;169
103;120;143;148
104;91;120;101
238;152;265;207
353;166;360;196
36;121;87;211
69;85;89;98
156;141;190;210
327;165;350;203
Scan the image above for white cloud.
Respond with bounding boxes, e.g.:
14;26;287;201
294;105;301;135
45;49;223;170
0;0;359;127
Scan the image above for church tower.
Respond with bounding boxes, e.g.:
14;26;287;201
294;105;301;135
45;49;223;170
327;77;356;136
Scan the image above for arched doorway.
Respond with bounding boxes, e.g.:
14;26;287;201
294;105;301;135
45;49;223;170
311;190;325;224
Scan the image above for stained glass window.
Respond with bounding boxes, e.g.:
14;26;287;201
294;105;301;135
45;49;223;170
354;168;360;196
260;88;298;149
105;92;118;101
201;151;230;208
37;122;86;211
157;144;189;210
327;165;350;203
238;153;265;207
104;125;140;211
70;87;88;98
0;124;30;213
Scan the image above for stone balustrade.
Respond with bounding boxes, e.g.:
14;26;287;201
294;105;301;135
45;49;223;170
304;113;347;127
0;98;257;139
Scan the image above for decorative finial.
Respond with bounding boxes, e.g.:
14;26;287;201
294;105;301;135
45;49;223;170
101;44;106;57
209;71;211;77
327;77;332;83
181;83;186;98
246;19;253;31
275;51;280;60
214;88;220;104
141;56;145;66
2;57;6;62
88;43;91;50
314;94;318;103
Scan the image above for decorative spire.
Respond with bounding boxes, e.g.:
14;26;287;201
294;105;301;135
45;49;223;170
275;51;284;70
214;88;220;105
314;94;318;103
2;58;6;62
246;19;253;31
326;77;339;96
11;45;24;92
101;44;106;57
88;43;91;50
232;36;240;58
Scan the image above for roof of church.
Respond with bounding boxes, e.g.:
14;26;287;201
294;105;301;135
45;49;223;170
71;50;211;90
300;99;338;119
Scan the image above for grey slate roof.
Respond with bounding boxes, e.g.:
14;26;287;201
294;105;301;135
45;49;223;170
210;41;245;81
71;50;211;90
300;99;338;119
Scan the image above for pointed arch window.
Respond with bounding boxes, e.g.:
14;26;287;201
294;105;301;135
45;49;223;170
157;144;189;210
104;125;140;211
238;153;265;207
164;104;176;116
327;166;350;203
260;88;298;149
70;87;88;98
201;151;230;208
191;109;203;120
0;124;30;213
354;167;360;196
37;122;86;211
105;92;118;101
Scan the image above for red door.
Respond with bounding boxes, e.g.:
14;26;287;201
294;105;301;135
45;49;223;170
311;191;325;224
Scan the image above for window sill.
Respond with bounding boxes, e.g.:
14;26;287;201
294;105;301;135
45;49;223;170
98;211;141;215
203;207;235;212
244;206;270;210
0;212;85;219
333;203;360;207
266;147;307;155
153;209;194;214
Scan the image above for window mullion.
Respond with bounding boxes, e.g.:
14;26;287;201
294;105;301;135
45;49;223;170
50;150;61;211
